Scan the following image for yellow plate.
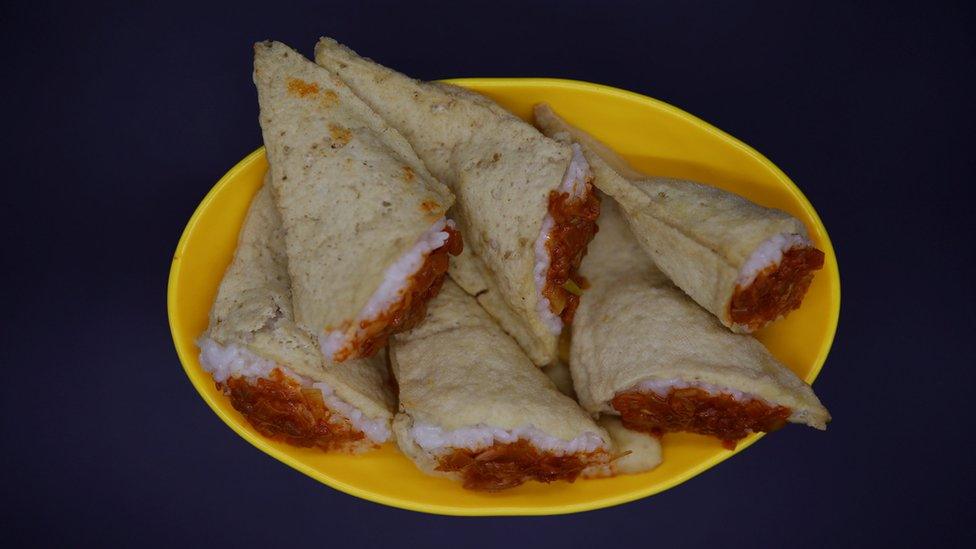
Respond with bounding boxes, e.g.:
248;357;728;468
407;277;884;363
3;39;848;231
168;78;839;516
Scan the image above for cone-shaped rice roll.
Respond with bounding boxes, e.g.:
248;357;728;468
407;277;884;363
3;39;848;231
197;181;395;452
389;280;611;491
571;197;830;449
534;104;824;333
253;41;461;363
315;38;599;366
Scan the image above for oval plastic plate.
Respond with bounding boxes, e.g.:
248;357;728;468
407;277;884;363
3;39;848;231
168;78;839;515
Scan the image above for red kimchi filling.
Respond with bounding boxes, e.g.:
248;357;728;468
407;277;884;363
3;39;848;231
334;225;463;361
730;246;825;331
435;440;605;492
220;369;366;451
544;186;600;325
612;387;791;450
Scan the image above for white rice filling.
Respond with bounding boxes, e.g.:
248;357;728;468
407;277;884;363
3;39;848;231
736;232;811;287
630;377;777;407
408;420;608;457
319;217;455;361
198;337;276;382
197;338;391;443
533;144;591;334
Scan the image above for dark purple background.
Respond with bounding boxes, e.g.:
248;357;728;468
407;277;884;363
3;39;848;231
3;1;973;546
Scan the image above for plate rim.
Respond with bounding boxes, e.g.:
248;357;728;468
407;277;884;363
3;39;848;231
168;77;840;516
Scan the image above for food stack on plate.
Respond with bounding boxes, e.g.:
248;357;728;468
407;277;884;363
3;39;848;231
195;38;829;492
